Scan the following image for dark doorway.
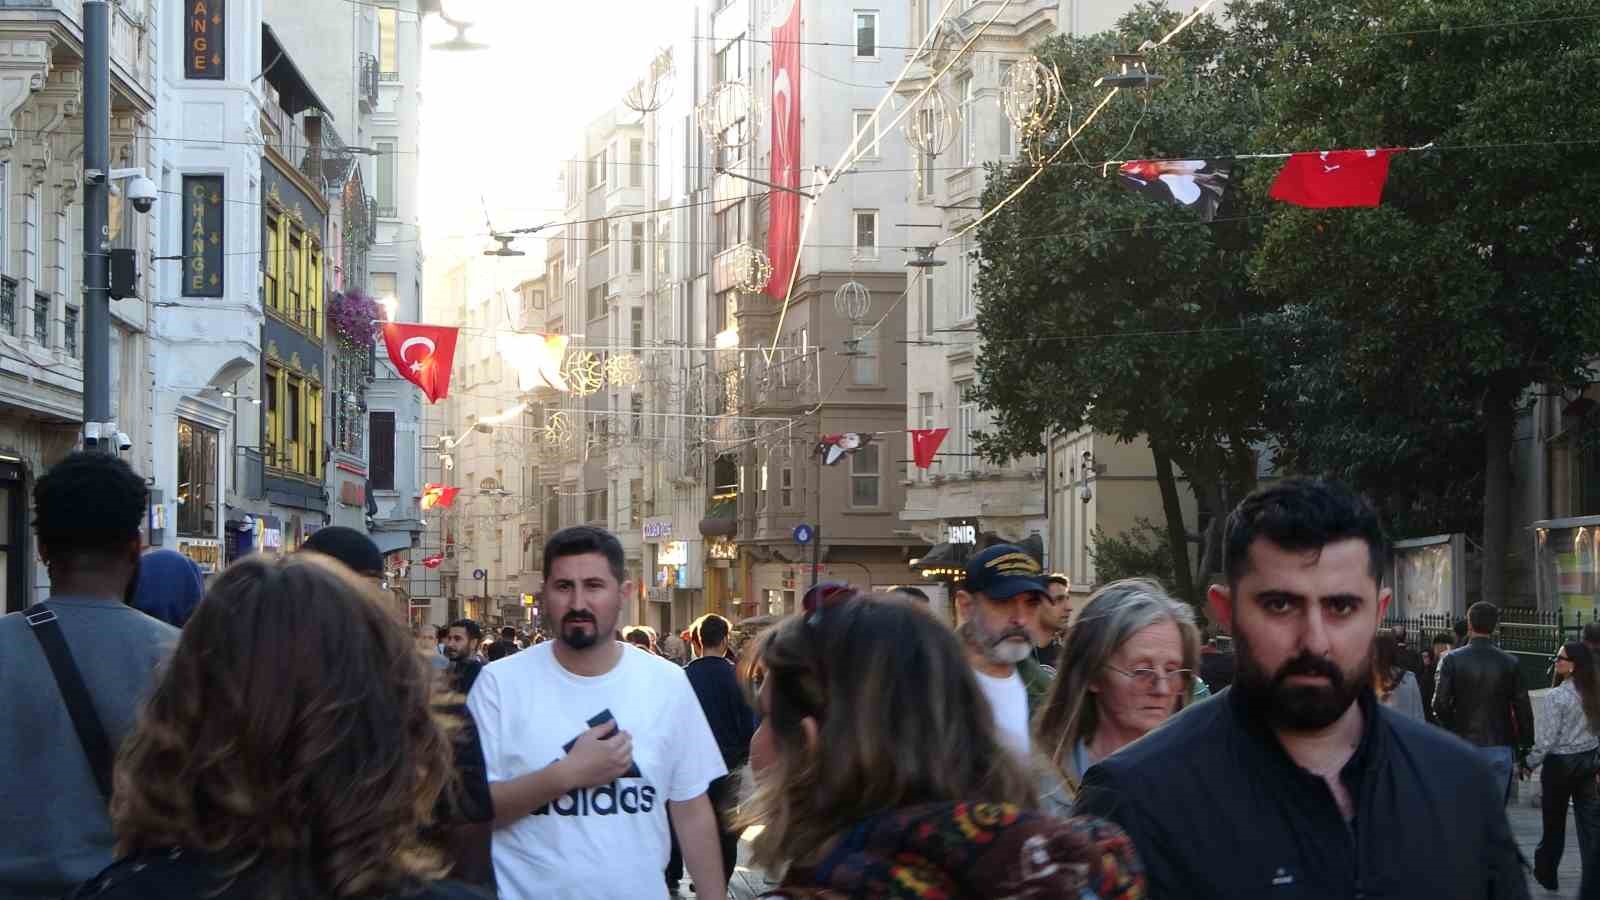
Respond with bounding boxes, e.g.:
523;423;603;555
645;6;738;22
0;459;30;613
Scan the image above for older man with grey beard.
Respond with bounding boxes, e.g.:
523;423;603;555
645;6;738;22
955;544;1054;756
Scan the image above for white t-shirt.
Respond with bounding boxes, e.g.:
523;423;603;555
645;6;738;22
974;667;1031;756
467;641;728;900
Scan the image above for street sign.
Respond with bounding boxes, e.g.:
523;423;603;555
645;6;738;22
793;524;814;545
472;568;487;580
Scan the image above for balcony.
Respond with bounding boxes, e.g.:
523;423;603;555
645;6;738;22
358;52;380;110
0;277;15;336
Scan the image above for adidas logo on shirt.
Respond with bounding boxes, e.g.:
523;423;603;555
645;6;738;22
532;708;655;818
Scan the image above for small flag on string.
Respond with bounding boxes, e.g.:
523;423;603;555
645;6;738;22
1269;149;1401;209
1117;159;1233;221
818;432;872;466
420;483;461;510
422;554;444;569
382;323;461;403
909;428;949;470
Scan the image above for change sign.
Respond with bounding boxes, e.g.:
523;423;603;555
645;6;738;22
182;175;224;297
186;0;225;80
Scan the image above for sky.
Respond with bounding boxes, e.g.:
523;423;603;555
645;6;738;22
418;0;696;270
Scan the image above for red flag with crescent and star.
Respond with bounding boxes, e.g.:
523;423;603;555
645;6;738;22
909;428;949;470
382;323;459;403
422;554;444;569
766;0;801;298
420;483;461;511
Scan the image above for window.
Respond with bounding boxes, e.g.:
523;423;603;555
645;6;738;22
853;210;878;259
369;411;396;490
375;140;396;215
918;392;935;429
715;35;744;85
371;271;397;306
714;202;744;253
850;444;881;506
959;75;976;166
264;214;281;310
285;229;302;322
305;244;323;337
850;324;878;384
306;383;322;480
630;395;643;438
924;0;941;36
716;289;738;333
958;237;976;321
32;292;47;346
265;365;322;479
955;379;976;473
586;285;606;321
630;306;643;347
0;162;8;276
176;419;219;538
264;367;280;465
377;6;398;74
334;350;366;454
585;488;608;524
630;222;645;272
757;462;768;509
851;110;880;159
629;139;644;188
999;61;1017;158
64;305;78;357
780;467;793;507
921;272;936;337
285;374;303;471
588;150;608;190
854;11;877;58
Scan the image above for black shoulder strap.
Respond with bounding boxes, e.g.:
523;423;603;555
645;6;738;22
24;604;115;799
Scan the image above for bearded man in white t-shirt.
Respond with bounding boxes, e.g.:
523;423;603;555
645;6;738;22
955;543;1054;758
466;526;729;900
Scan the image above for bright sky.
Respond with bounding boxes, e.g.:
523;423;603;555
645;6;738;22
418;0;695;269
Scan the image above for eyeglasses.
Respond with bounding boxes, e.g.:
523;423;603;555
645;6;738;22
1104;664;1194;690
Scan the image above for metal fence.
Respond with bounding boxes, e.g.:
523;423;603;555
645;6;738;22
1382;606;1600;690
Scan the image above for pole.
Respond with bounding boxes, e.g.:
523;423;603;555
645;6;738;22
810;443;821;592
82;1;111;449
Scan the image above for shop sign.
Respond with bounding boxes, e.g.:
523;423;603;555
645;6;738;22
338;480;366;507
657;540;687;566
261;525;282;550
708;537;738;560
185;0;225;80
945;519;978;545
178;538;222;573
642;516;673;542
182;175;224;296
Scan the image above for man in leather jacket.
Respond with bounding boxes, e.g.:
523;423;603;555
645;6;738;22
1433;600;1536;801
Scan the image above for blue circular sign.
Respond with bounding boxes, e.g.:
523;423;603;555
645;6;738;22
793;524;814;545
472;568;487;580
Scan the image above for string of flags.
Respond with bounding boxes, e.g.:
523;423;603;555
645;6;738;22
1116;146;1418;219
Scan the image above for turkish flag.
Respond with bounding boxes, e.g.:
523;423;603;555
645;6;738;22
382;323;459;403
909;428;949;470
420;483;460;511
766;0;801;298
1269;149;1402;208
422;554;444;569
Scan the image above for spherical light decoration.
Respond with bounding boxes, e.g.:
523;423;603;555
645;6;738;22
902;85;959;159
543;411;574;446
1001;59;1063;142
603;353;643;386
697;81;761;149
561;351;605;397
729;244;774;294
833;280;872;322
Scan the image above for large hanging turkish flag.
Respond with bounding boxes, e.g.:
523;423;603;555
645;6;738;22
909;428;950;470
1269;149;1402;208
766;0;801;299
381;322;459;403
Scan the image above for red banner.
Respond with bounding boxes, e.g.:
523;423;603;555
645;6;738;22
381;322;460;404
766;0;801;298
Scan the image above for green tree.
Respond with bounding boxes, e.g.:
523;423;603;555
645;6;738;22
1240;0;1600;601
970;3;1268;605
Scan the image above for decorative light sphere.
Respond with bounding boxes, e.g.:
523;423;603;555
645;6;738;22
1001;59;1063;139
561;351;605;397
543;411;574;446
697;82;761;149
833;280;871;322
729;243;774;294
604;354;644;386
902;85;959;158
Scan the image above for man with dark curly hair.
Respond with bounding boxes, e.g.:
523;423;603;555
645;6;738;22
0;452;178;899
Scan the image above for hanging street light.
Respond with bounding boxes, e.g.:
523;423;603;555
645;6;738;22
1094;53;1166;91
426;0;489;51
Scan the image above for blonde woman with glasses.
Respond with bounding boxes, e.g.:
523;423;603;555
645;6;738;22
1035;578;1201;814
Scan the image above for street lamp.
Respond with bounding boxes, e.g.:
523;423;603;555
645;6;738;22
426;0;489;52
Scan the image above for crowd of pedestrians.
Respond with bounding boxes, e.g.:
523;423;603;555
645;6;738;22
1;452;1588;898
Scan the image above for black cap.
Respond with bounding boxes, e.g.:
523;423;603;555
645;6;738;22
301;526;384;577
964;544;1046;599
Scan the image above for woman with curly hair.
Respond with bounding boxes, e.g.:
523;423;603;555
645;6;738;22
738;592;1144;899
72;554;487;900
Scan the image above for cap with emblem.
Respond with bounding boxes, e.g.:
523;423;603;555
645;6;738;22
964;544;1046;599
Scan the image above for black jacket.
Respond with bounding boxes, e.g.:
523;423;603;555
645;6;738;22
1075;686;1529;900
72;850;492;900
1434;637;1536;751
685;654;756;768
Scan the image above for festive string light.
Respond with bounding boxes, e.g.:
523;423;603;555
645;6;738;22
561;351;605;396
622;48;675;114
833;281;871;322
902;85;959;160
603;353;644;386
1001;59;1063;162
697;81;761;149
728;244;775;294
543;411;574;446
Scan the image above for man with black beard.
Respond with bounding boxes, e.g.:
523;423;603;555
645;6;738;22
466;526;728;899
1076;479;1528;899
955;544;1053;757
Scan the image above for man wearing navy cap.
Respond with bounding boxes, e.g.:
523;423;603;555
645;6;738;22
955;544;1053;757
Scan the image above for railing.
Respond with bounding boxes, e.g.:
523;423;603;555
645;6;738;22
1383;606;1597;691
0;277;16;336
375;205;397;219
64;306;77;358
378;69;400;83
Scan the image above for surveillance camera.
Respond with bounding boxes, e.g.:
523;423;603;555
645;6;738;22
116;431;132;452
126;175;158;214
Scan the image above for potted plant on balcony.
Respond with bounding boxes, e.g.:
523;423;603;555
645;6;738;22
328;288;381;354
